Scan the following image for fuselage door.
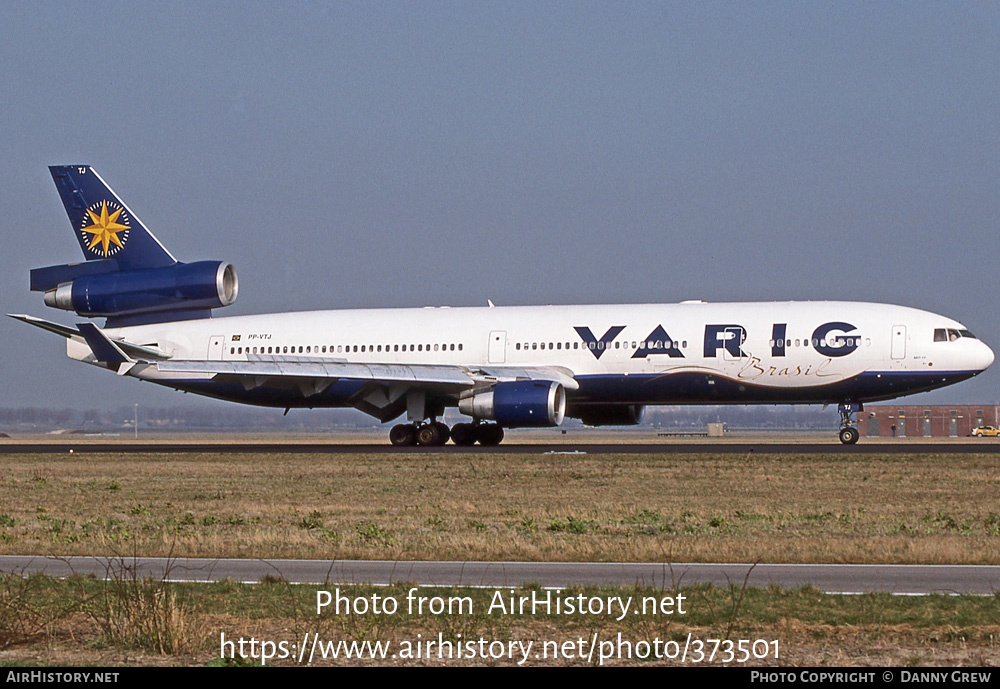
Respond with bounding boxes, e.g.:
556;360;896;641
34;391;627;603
488;331;507;364
208;336;225;361
891;325;906;360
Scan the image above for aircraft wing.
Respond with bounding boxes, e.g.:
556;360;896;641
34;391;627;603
156;359;477;386
155;359;579;421
155;359;579;390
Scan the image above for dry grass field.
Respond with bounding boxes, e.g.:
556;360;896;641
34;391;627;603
1;448;1000;666
1;576;999;666
0;450;998;564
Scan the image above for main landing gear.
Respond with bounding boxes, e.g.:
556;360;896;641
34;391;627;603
838;403;861;445
389;421;505;447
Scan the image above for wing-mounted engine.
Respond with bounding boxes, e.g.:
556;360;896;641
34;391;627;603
32;260;238;325
459;380;566;427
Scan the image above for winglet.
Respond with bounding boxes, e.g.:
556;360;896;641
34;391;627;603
76;322;134;372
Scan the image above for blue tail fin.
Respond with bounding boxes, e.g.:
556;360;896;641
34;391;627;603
48;166;176;269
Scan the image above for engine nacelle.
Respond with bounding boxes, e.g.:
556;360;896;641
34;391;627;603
44;261;238;319
574;404;646;427
459;381;566;427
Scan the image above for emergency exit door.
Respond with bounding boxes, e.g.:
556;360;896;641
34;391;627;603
488;331;507;364
891;325;906;360
208;336;225;361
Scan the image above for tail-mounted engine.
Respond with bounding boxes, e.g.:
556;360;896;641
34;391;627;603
32;260;238;325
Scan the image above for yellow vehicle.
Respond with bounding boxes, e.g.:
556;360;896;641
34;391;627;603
972;426;1000;437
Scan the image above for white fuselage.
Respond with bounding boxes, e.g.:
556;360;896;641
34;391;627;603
66;300;993;413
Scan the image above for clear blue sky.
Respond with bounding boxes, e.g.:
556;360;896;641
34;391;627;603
2;1;998;413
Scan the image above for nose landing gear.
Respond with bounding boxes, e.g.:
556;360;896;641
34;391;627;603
838;403;861;444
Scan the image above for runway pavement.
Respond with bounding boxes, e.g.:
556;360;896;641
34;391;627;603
1;556;998;594
2;441;1000;454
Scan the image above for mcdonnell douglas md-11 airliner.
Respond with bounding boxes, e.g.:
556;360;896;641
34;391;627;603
11;166;994;445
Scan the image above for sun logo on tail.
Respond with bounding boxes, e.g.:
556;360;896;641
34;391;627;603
80;200;130;257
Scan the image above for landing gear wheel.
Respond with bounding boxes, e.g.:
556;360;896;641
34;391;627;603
837;403;861;445
389;424;416;447
416;423;445;446
476;423;505;446
450;423;476;446
839;427;860;445
432;421;451;445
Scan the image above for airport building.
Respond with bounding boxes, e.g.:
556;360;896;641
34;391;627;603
860;404;1000;438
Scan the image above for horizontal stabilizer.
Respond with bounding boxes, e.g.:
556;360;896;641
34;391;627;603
7;313;81;340
8;314;171;360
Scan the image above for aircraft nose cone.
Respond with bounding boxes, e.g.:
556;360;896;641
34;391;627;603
979;342;995;371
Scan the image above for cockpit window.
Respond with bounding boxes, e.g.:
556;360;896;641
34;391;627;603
935;328;976;342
